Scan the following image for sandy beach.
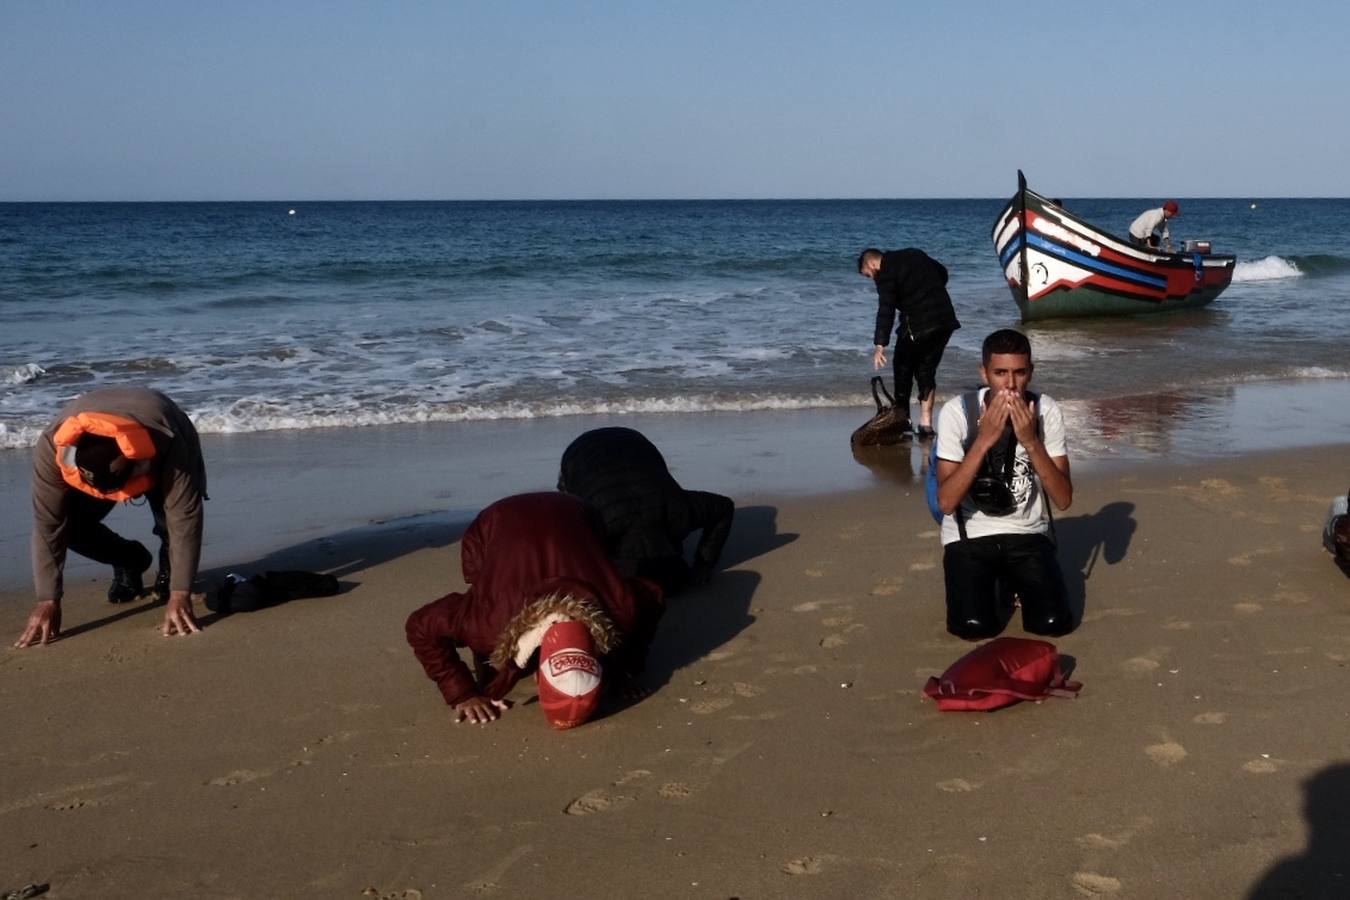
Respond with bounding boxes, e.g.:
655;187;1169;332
2;405;1348;899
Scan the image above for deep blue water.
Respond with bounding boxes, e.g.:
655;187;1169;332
3;197;1348;452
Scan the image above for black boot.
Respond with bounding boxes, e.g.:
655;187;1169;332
152;541;171;599
108;542;153;604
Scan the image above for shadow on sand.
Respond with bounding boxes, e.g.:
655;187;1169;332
1053;500;1138;625
1247;762;1350;898
643;503;797;691
56;511;473;641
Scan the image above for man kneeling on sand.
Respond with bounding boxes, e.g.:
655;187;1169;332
934;329;1074;640
558;426;734;596
405;492;665;728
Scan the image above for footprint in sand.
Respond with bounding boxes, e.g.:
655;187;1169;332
1243;758;1281;775
1228;555;1254;567
781;857;824;876
804;568;827;578
731;682;765;698
613;770;652;786
1144;742;1187;767
1074;816;1153;851
1163;620;1192;631
208;769;269;786
936;778;979;793
908;561;936;572
765;664;819;676
793;600;825;612
820;624;866;649
1271;590;1311;605
362;889;424;900
1071;873;1122;896
870;579;903;596
1192;712;1228;725
563;789;634;816
659;782;692;800
1233;602;1263;614
1082;607;1145;623
915;529;939;539
689;697;734;714
47;797;99;811
1122;657;1161;674
820;615;853;627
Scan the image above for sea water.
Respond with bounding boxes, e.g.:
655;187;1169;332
3;198;1349;451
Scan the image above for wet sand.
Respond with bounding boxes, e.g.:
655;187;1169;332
3;376;1349;592
2;418;1348;897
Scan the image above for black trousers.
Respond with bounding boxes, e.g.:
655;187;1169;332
66;490;168;573
892;327;954;407
943;532;1072;640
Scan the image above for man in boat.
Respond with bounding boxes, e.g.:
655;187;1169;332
16;386;207;648
933;329;1074;640
404;492;666;728
557;426;734;597
857;247;961;438
1128;200;1179;251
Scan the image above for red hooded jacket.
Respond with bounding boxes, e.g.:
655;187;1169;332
405;492;665;706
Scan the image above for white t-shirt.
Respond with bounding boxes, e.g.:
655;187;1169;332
1129;207;1170;242
935;388;1068;546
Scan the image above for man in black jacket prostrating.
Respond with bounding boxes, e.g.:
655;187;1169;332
558;427;734;597
858;247;961;438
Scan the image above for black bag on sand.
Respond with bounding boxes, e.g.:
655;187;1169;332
207;570;340;614
850;376;912;447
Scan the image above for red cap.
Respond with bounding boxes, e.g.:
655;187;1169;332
536;620;602;730
1163;200;1179;214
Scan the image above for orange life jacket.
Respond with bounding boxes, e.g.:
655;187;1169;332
53;411;158;501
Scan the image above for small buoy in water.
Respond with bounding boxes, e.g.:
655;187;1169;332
288;209;296;215
1250;203;1257;209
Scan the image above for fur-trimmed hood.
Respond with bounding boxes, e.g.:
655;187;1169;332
489;591;619;670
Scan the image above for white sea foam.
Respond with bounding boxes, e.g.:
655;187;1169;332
180;393;862;438
1232;256;1302;282
5;363;46;385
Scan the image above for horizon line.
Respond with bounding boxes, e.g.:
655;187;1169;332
3;194;1342;204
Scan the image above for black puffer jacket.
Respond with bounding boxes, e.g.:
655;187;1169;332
558;427;735;593
871;248;960;345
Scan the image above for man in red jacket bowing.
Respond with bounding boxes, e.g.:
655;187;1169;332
405;492;665;728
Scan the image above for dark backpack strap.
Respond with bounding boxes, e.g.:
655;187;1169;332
870;375;897;412
1024;391;1058;546
953;391;982;542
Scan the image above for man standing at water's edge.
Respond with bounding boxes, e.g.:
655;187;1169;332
858;247;960;438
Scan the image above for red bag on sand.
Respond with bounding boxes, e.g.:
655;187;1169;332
923;637;1082;712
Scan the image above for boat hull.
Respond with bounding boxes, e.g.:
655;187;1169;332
991;177;1236;322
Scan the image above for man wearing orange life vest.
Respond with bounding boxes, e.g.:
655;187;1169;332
15;387;207;648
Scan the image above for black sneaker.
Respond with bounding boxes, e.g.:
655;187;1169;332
152;567;172;599
108;542;153;603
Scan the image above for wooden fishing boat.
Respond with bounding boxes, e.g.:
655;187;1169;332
991;171;1236;321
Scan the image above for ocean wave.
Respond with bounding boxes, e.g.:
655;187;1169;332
5;363;46;384
1233;256;1302;282
0;393;862;449
1288;253;1350;277
186;393;861;435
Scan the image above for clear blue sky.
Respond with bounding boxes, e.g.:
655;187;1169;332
2;0;1346;200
